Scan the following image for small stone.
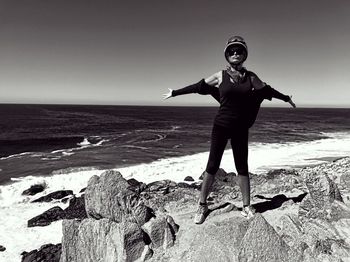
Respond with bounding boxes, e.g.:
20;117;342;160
22;183;46;196
0;245;6;252
184;176;194;182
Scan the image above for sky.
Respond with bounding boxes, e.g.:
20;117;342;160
0;0;349;107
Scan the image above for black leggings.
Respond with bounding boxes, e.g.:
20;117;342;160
205;123;249;175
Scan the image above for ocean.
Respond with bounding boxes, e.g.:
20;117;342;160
1;104;350;185
0;104;350;261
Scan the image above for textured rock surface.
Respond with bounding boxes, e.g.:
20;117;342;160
150;215;249;262
21;243;61;262
60;218;147;262
238;213;301;262
85;170;151;225
63;195;88;220
299;173;343;221
141;216;176;250
276;214;307;252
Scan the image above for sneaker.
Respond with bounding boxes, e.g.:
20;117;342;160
241;205;255;219
194;203;209;224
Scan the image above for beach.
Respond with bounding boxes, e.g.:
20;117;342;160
1;105;350;260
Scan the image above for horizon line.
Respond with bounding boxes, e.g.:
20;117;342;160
0;102;350;109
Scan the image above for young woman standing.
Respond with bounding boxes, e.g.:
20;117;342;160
163;36;296;224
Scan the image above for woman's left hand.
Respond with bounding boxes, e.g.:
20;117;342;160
288;96;296;108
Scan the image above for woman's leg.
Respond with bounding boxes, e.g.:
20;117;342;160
199;171;215;203
230;128;250;206
200;124;229;204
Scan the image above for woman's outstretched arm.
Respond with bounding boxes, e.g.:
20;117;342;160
163;72;221;102
249;71;296;108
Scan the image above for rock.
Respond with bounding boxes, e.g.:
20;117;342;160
166;215;179;234
142;216;177;250
31;190;73;203
129;203;155;226
299;173;343;221
60;218;147;262
127;178;147;194
0;245;5;251
22;183;46;196
79;187;86;193
146;180;177;194
28;206;65;227
276;214;307;252
150;216;249;262
238;213;301;262
340;172;350;190
177;182;192;188
184;176;194;182
266;169;299;180
301;218;341;249
28;196;88;227
61;197;71;204
63;196;87;220
189;182;201;190
85;170;151;225
21;243;61;262
208;169;240;202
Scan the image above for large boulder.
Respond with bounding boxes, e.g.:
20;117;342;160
238;213;302;262
85;170;152;226
60;218;149;262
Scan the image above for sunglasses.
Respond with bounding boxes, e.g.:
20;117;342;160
226;46;246;56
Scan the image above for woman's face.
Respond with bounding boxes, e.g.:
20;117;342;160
225;45;247;65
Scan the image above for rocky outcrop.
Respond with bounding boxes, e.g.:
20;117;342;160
31;190;73;203
84;170;153;225
60;170;178;262
21;243;61;262
22;183;46;196
55;158;350;261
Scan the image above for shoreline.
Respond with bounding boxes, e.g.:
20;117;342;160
0;156;349;261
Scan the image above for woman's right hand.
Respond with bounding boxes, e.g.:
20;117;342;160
162;88;173;100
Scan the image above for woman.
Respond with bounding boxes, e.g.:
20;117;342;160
163;36;296;224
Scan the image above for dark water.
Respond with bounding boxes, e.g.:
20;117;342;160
0;104;349;184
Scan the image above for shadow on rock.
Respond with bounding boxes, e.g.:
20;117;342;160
252;193;307;213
